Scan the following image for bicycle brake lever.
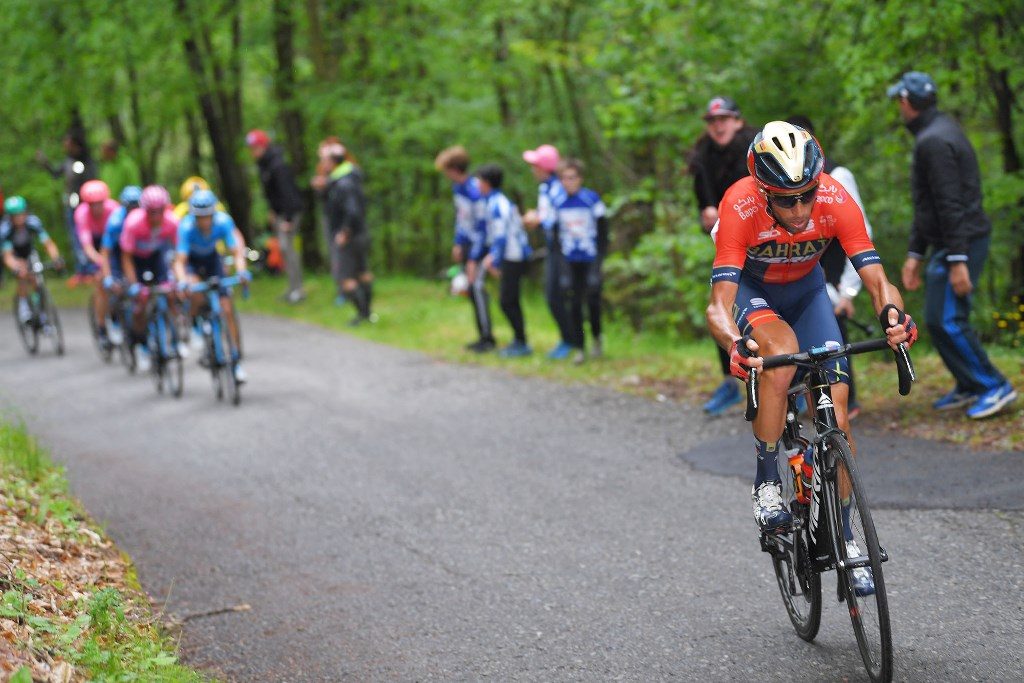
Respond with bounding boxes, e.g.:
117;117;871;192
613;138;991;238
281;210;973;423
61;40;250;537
744;368;759;422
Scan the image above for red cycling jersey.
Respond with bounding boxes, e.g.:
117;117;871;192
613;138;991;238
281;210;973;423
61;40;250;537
711;174;880;285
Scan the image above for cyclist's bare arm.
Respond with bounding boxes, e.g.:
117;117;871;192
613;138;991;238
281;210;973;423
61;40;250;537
173;252;189;283
121;251;137;284
100;247;113;279
3;250;24;275
857;264;911;349
232;233;249;275
42;238;60;263
707;281;764;369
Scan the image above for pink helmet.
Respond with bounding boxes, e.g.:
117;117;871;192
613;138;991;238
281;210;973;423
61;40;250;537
139;185;171;211
522;144;560;173
80;179;110;204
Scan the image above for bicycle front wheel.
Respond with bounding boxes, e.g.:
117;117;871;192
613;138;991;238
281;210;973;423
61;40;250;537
773;454;821;641
824;433;892;682
42;288;64;356
220;313;241;406
13;293;39;355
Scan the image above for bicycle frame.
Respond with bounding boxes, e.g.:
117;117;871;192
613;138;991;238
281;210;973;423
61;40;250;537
758;337;910;574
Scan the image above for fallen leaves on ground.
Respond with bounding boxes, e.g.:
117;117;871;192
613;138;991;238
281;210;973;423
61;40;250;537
0;469;181;681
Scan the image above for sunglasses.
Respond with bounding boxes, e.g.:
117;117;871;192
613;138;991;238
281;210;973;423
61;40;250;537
768;186;818;209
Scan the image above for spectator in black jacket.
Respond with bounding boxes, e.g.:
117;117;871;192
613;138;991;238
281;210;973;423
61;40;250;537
36;129;97;284
247;129;306;304
890;71;1015;419
320;139;373;326
687;96;758;416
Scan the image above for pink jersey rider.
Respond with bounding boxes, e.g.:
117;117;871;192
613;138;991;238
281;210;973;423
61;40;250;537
120;207;178;258
74;198;120;251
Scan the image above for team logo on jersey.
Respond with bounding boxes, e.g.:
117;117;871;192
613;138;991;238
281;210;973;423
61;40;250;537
750;297;769;309
757;227;782;240
733;195;758;221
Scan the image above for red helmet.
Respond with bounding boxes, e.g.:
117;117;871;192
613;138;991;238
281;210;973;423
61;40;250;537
80;179;111;204
140;185;171;211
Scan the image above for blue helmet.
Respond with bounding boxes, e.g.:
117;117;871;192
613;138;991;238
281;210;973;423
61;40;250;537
189;188;218;217
119;185;143;207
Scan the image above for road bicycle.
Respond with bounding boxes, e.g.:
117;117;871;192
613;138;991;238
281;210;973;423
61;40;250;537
131;276;184;397
12;257;64;357
745;337;914;683
189;275;247;406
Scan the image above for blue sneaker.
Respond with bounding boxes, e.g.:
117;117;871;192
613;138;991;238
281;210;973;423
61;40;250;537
932;388;978;411
703;378;741;415
546;342;571;360
845;540;876;597
752;481;791;533
499;341;533;358
966;381;1017;419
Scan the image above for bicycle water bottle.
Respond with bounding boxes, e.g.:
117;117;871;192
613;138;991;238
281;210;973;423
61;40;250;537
800;444;814;499
786;439;811;505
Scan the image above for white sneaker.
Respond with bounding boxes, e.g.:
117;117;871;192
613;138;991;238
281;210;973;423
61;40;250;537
17;299;32;323
176;341;190;359
108;324;124;346
845;540;876;597
135;346;152;372
752;481;792;532
590;337;603;359
233;363;247;384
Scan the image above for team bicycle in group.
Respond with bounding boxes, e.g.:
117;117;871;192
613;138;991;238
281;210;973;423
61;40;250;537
3;177;251;401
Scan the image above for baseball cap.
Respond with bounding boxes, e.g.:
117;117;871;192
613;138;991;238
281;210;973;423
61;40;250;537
245;129;270;148
886;71;937;100
522;144;560;173
703;96;741;120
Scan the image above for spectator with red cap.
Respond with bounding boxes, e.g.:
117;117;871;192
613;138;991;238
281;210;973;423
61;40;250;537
246;128;306;304
521;144;571;359
687;96;758;416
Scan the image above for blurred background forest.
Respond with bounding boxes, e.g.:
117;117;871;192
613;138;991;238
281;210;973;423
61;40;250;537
1;0;1021;343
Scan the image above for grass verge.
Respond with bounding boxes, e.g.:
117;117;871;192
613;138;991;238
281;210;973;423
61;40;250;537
0;419;207;681
238;272;1023;451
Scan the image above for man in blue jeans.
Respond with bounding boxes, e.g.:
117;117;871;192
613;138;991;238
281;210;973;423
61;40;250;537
890;71;1016;419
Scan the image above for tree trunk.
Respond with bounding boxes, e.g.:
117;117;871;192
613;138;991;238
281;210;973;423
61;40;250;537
175;0;252;240
494;17;513;127
986;16;1023;296
273;0;322;269
185;109;203;173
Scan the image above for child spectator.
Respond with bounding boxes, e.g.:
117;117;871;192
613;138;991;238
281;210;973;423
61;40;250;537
476;163;532;358
552;159;608;364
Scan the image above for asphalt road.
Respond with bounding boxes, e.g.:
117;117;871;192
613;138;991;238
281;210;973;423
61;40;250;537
1;312;1022;681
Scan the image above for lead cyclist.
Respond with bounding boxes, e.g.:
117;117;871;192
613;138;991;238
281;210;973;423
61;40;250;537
704;121;918;595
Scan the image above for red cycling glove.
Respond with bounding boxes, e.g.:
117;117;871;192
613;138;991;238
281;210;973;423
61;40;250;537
878;304;918;347
728;335;757;381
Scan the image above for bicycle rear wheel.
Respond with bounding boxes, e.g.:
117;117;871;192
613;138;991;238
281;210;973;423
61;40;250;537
824;433;892;682
772;453;821;641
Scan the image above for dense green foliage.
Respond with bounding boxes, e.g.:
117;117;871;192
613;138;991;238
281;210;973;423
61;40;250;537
0;0;1020;339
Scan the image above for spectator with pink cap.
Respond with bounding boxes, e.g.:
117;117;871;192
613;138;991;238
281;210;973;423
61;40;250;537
521;144;571;359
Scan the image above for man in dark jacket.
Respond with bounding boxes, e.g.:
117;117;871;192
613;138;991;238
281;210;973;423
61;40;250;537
36;129;97;283
247;129;306;303
321;140;373;325
890;71;1015;419
688;96;758;415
